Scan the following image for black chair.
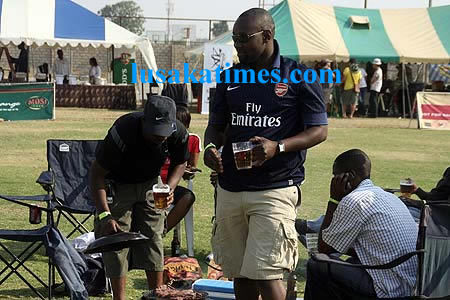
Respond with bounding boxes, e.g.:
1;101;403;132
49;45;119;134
0;195;55;300
311;201;450;299
37;139;101;238
0;194;89;299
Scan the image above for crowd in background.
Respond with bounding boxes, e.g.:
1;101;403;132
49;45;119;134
312;58;438;119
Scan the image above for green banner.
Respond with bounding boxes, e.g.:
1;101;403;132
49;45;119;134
113;57;135;84
0;83;54;121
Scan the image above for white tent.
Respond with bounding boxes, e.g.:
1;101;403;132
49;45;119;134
0;0;158;84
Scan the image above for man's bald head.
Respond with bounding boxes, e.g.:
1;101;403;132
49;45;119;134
333;149;371;180
237;8;275;33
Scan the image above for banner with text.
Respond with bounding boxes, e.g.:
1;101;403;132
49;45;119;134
0;83;55;121
201;43;233;114
416;92;450;130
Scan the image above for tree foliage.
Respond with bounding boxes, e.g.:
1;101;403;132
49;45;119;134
212;21;229;38
99;1;145;35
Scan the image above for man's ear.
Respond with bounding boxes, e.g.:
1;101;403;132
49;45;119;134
263;30;272;42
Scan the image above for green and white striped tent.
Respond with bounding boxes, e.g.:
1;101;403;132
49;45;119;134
191;0;450;64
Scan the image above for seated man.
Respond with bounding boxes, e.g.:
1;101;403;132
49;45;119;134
305;149;418;299
297;166;450;236
412;167;450;201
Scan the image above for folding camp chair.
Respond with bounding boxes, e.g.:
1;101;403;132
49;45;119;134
0;195;55;300
37;139;101;238
0;194;89;300
311;201;450;299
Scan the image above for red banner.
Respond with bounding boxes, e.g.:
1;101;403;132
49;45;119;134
420;104;450;120
417;92;450;130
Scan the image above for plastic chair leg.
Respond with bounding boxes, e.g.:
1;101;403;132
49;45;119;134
185;179;194;257
184;206;194;257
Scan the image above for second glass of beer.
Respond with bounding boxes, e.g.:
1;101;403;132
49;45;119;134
232;141;253;170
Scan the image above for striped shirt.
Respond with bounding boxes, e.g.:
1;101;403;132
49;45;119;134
323;179;418;298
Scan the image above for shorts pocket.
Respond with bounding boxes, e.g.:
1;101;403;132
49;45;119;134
269;221;298;270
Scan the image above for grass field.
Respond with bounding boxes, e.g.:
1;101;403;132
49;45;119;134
0;108;449;299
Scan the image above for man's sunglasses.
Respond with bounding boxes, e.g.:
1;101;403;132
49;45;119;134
232;30;264;44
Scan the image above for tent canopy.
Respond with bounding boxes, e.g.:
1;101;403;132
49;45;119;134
0;0;158;78
188;0;450;64
0;0;142;48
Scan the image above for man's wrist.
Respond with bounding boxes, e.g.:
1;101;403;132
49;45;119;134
98;211;111;221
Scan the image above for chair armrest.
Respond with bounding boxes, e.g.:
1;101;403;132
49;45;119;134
0;194;54;212
36;170;53;192
312;250;424;270
384;188;400;194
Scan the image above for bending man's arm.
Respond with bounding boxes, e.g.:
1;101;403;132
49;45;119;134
90;160;110;213
90;160;122;235
167;163;186;191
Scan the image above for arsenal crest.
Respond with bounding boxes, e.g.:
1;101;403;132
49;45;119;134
274;83;288;97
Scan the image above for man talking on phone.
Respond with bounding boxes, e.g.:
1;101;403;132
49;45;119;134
305;149;418;299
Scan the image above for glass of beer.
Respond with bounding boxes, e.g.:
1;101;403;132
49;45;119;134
232;141;253;170
400;178;414;198
153;183;170;209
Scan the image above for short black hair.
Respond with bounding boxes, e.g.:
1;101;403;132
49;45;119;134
349;58;357;64
238;8;275;32
334;149;371;179
90;57;98;66
176;105;191;129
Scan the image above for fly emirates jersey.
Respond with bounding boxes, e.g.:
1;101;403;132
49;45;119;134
209;41;328;192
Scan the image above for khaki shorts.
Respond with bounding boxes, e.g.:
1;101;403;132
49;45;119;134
323;88;333;104
342;89;359;105
211;185;299;280
94;178;165;278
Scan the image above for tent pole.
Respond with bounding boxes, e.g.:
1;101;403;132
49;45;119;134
405;64;413;120
111;46;115;84
402;64;405;118
27;44;31;82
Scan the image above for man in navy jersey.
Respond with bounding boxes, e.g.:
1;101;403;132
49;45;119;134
204;8;328;300
90;96;189;300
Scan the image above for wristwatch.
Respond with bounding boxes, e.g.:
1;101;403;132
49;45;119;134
277;141;285;153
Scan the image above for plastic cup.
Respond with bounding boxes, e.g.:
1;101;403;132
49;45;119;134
306;233;319;254
153;183;170;209
232;141;253;170
29;206;42;224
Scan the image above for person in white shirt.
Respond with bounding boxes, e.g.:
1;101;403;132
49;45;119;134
54;49;70;78
89;57;101;84
358;67;368;116
368;58;383;118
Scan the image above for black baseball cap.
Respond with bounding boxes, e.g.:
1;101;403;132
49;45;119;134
143;95;177;137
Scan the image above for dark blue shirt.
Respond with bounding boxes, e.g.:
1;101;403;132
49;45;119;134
209;40;328;192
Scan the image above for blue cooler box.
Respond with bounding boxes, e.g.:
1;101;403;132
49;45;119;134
192;279;235;300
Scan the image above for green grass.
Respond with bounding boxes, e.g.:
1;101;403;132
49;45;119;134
0;108;449;299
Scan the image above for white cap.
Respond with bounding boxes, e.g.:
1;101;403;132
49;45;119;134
372;58;382;65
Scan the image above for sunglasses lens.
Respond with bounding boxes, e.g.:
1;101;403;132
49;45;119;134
233;35;249;44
